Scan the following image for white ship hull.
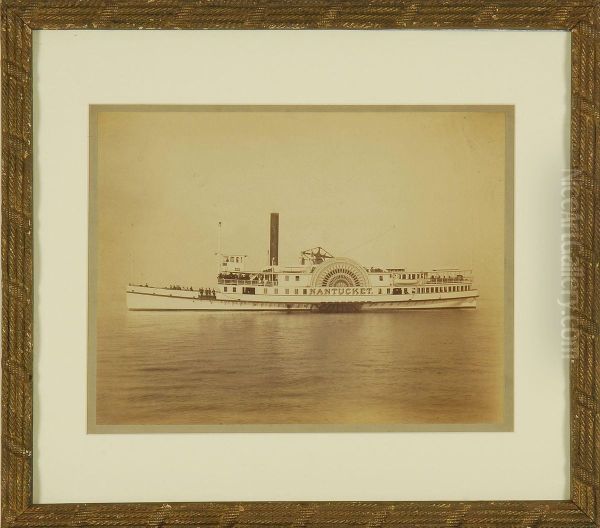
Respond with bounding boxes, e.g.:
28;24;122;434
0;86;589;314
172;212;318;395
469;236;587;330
127;286;478;312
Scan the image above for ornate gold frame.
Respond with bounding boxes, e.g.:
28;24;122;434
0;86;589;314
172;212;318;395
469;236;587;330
2;1;598;526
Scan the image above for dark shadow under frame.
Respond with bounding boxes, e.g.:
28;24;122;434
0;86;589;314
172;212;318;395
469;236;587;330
1;1;598;526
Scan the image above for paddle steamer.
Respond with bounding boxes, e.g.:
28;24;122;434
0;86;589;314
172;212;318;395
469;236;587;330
127;213;478;312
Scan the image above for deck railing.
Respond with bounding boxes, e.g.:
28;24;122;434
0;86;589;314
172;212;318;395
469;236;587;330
217;279;278;287
425;276;473;284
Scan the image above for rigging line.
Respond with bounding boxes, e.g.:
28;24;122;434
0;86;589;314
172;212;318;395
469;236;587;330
341;224;398;255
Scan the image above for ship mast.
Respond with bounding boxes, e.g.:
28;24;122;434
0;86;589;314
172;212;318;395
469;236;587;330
215;221;222;277
217;221;222;256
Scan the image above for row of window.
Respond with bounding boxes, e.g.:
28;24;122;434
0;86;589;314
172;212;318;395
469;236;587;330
223;285;471;295
377;286;471;294
416;285;470;294
224;287;310;295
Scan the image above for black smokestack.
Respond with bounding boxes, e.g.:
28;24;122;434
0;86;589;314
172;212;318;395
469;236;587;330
270;213;279;266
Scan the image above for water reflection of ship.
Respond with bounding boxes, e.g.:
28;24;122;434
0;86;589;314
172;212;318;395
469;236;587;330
126;213;479;312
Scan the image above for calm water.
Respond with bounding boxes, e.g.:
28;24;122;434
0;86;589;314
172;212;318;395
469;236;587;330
95;303;506;427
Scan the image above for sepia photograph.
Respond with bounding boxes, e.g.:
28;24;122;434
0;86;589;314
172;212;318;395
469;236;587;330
88;105;513;432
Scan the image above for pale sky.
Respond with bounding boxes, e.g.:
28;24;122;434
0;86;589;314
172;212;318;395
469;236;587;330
91;107;509;310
